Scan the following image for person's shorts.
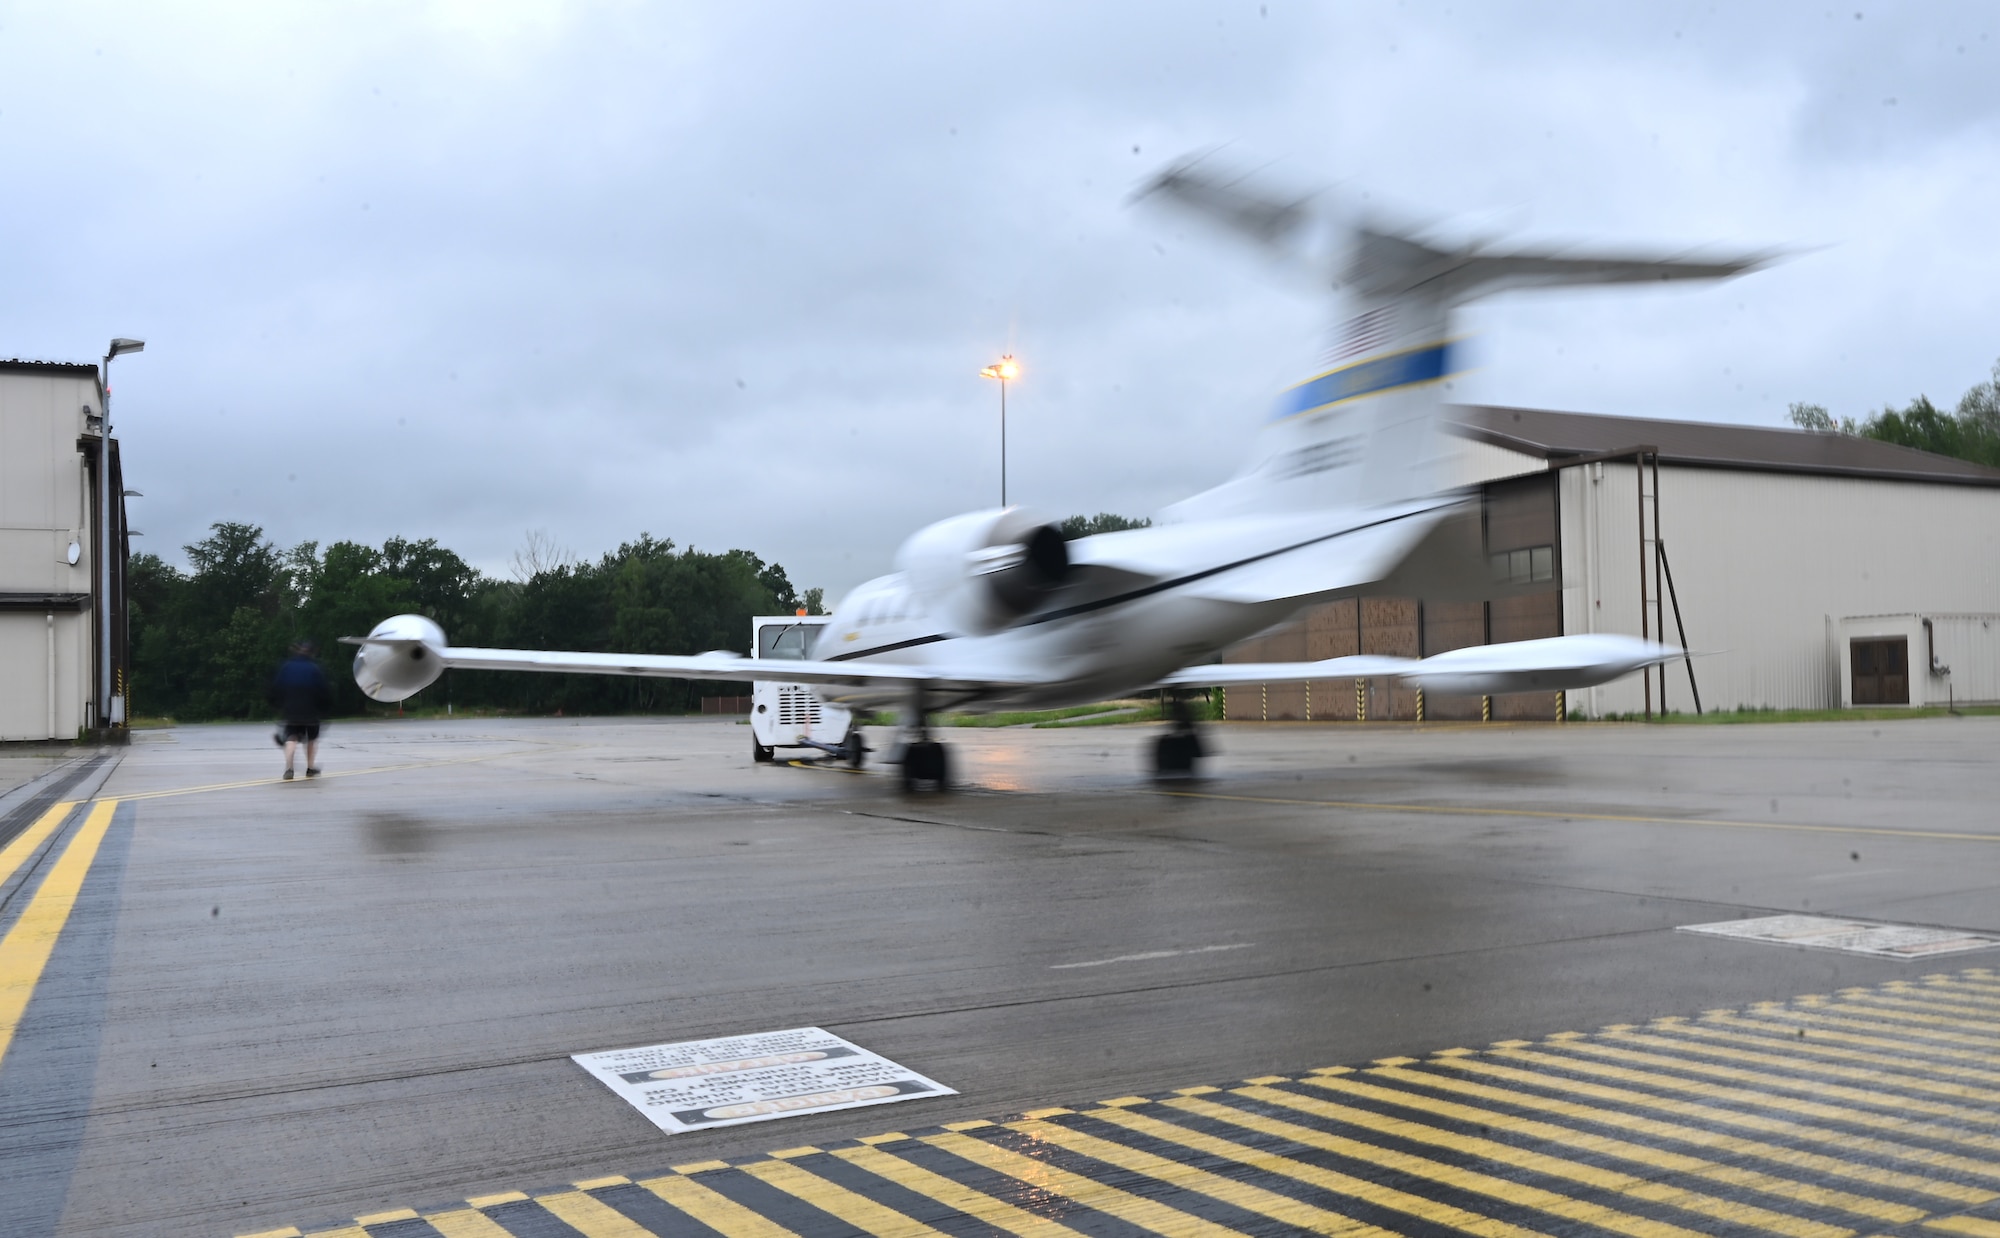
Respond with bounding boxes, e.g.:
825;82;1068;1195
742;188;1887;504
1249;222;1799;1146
283;723;321;742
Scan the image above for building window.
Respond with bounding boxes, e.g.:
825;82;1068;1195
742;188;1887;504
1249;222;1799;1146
1851;637;1909;705
1489;544;1555;586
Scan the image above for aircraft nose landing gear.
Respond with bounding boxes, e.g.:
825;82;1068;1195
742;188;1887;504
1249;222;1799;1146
1152;690;1206;779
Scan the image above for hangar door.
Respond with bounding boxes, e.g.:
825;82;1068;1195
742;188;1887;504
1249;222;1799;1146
1851;637;1909;705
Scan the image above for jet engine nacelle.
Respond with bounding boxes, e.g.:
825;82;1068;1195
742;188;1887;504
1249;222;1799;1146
352;613;448;702
895;507;1071;635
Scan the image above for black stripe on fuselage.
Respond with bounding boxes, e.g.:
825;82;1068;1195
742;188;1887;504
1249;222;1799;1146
1024;502;1442;625
825;632;951;663
825;502;1443;663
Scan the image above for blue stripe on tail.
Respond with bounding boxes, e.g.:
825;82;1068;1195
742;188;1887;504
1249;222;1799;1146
1273;342;1454;421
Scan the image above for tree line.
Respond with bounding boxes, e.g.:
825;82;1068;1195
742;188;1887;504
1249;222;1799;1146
128;512;1153;722
1789;356;2000;468
128;524;820;721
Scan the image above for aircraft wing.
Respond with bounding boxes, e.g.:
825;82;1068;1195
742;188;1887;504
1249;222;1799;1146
437;646;1033;690
345;617;1041;703
1160;634;1687;696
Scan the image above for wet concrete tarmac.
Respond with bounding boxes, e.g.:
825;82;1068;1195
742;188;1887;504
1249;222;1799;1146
6;714;1998;1236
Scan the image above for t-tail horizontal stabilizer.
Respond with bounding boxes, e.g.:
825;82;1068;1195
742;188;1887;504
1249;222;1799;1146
1160;633;1690;697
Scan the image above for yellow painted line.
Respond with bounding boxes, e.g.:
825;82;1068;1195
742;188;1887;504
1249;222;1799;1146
829;1142;1092;1238
1609;1027;2000;1109
1729;1005;2000;1061
1929;1218;2000;1237
1167;1090;1705;1238
1487;1047;2000;1182
112;744;579;803
1915;978;2000;1006
1088;1103;1544;1237
1369;1061;1951;1216
1159;788;2000;844
786;760;866;775
354;1209;419;1224
1003;1114;1399;1237
465;1191;530;1207
1560;1037;2000;1133
1273;1074;1847;1236
1307;1068;1915;1226
1840;990;2000;1022
295;1228;367;1238
0;800;76;891
421;1209;516;1238
741;1159;953;1236
1680;1016;2000;1091
637;1173;802;1237
0;800;116;1069
535;1189;662;1237
1436;1056;1994;1204
923;1128;1261;1238
235;1229;303;1238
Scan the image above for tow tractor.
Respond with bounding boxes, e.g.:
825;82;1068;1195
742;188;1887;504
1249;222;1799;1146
749;613;865;767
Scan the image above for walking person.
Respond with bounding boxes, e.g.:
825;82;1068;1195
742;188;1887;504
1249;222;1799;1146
269;639;333;780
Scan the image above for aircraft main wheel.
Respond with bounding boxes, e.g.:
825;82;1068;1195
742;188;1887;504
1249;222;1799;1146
1152;732;1200;777
901;740;950;791
752;739;775;763
845;729;868;769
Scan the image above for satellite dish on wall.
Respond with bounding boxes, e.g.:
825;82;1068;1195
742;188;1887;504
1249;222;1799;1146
67;541;82;565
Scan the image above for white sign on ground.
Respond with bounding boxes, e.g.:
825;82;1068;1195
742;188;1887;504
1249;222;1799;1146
1679;914;2000;959
572;1027;955;1135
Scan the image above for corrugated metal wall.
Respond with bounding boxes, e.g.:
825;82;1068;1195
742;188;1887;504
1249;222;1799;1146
1;369;96;740
1928;615;2000;705
1560;464;2000;715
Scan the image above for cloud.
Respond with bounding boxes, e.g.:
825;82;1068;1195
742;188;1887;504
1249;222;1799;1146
2;1;1994;601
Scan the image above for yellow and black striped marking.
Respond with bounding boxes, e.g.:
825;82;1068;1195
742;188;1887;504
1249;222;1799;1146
250;967;2000;1238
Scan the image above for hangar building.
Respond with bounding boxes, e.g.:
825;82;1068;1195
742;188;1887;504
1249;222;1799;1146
1223;405;2000;720
1;359;129;741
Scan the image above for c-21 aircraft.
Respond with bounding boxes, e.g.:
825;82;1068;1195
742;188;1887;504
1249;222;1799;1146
352;163;1768;788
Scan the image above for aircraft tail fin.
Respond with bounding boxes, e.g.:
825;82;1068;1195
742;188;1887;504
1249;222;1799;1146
1139;160;1773;520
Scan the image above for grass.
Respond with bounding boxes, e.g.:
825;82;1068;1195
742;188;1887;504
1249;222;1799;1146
940;703;1143;728
1582;704;2000;724
1035;701;1165;727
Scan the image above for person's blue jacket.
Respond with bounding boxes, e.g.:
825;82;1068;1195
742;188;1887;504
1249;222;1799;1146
269;654;333;725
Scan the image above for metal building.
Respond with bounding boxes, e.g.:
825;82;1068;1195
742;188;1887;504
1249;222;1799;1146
1223;404;2000;719
0;359;128;741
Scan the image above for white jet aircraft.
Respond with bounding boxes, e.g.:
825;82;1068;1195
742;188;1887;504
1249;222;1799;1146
352;163;1768;789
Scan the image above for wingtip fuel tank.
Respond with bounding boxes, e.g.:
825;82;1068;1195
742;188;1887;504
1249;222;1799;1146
351;613;448;702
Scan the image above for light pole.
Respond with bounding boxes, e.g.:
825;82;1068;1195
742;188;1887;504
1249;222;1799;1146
978;354;1018;506
100;337;143;730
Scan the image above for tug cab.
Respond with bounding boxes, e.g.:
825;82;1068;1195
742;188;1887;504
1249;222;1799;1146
749;614;856;763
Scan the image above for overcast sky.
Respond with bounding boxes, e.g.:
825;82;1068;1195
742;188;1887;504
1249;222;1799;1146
4;2;1995;602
